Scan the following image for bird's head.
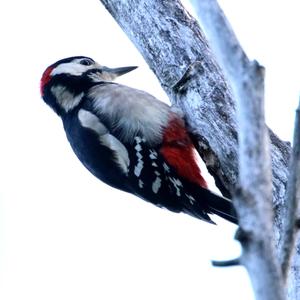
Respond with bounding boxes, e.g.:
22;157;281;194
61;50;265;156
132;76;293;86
40;56;137;115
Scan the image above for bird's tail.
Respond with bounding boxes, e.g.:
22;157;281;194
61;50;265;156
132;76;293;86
182;185;238;224
206;191;238;224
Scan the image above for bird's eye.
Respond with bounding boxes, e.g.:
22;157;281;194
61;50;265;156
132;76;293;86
80;59;94;66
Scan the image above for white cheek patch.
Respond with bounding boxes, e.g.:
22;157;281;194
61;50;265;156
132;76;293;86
100;133;130;174
51;85;84;112
78;109;108;135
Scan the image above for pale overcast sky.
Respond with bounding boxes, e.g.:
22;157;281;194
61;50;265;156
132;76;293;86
0;1;299;299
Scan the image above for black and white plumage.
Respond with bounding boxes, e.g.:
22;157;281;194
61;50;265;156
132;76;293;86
40;56;237;224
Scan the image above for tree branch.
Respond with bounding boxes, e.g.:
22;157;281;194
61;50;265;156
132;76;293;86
98;0;293;297
186;0;290;216
211;257;240;267
280;99;300;282
99;0;290;207
188;0;251;78
189;1;286;299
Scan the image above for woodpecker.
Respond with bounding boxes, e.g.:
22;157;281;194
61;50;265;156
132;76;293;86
40;56;237;224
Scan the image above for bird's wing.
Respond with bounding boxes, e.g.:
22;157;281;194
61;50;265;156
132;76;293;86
123;135;237;224
81;84;237;223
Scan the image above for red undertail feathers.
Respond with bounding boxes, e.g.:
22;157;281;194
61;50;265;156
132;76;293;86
160;116;208;189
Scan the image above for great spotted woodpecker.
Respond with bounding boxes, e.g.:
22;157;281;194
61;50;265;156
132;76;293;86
40;56;237;224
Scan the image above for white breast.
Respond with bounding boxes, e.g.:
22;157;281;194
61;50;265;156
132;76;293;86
88;84;171;144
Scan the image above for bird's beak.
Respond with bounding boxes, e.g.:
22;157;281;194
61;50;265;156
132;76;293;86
101;66;138;78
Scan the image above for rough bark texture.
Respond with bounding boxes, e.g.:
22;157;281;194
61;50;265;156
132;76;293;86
188;1;288;298
289;245;300;300
233;62;285;300
99;0;295;298
99;0;291;213
284;101;300;299
100;0;239;198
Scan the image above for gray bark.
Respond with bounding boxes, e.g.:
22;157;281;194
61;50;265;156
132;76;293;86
284;100;300;299
98;0;293;298
100;0;239;197
188;1;287;299
188;1;300;299
98;0;290;206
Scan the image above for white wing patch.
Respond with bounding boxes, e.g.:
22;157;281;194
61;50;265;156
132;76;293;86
169;177;183;196
78;109;129;174
78;109;108;135
147;149;162;194
152;171;162;194
139;179;144;188
185;194;196;205
51;85;84;112
100;133;130;174
163;162;170;173
134;137;144;177
149;150;158;160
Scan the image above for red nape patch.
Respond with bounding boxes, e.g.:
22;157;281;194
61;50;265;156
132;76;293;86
40;66;54;96
160;117;208;189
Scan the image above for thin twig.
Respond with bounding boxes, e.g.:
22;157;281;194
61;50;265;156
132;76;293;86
212;258;240;267
280;98;300;282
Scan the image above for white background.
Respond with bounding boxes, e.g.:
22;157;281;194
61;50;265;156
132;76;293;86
0;0;299;299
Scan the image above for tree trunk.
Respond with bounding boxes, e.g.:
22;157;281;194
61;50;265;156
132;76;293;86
98;0;290;205
98;0;295;298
